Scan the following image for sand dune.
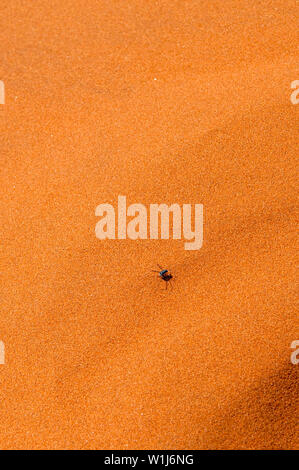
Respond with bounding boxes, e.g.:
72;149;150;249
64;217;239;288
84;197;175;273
1;0;298;449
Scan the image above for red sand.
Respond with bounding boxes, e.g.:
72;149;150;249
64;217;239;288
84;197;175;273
1;0;298;449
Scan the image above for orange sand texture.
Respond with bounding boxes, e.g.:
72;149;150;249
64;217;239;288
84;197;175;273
1;0;298;450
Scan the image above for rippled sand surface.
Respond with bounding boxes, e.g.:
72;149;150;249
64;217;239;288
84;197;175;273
1;0;298;449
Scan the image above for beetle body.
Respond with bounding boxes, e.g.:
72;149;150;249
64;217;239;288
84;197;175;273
152;265;173;289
